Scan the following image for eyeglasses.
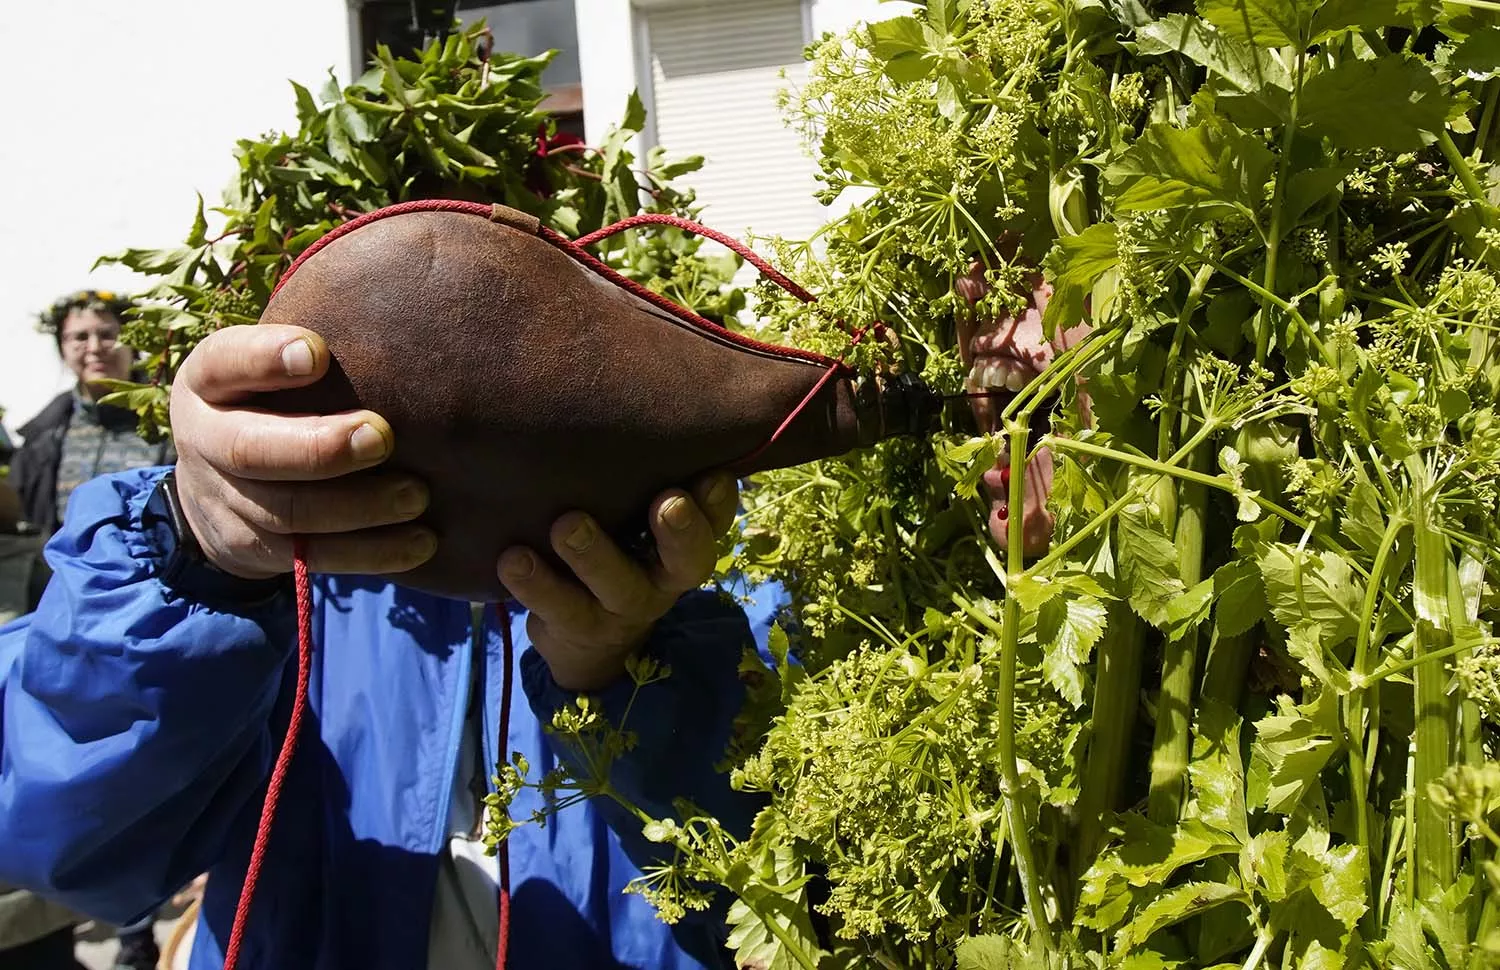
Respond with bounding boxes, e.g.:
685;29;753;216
61;330;121;349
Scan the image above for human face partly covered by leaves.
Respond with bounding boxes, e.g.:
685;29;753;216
955;255;1091;555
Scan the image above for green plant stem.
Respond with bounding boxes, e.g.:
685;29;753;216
1200;630;1256;710
1075;601;1146;873
1346;514;1406;936
1257;49;1305;360
1368;636;1500;684
954;588;1055;951
1147;446;1207;824
1405;456;1457;900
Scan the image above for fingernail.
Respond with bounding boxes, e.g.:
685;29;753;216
706;475;732;506
410;529;437;560
392;481;427;517
282;339;315;377
502;549;534;579
350;423;389;462
997;503;1009;520
660;496;693;531
564;517;595;553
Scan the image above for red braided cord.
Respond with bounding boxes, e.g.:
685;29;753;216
221;539;314;970
492;602;516;970
573;214;816;303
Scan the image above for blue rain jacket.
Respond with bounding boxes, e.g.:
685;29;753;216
0;467;780;969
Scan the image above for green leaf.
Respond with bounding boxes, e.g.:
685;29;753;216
1117;500;1187;628
1105;122;1274;217
1310;0;1442;43
185;193;209;248
936;435;1001;500
1041;223;1118;337
1254;542;1364;646
956;935;1016;970
1197;0;1307;48
1250;690;1341;813
1241;830;1291;899
1135;14;1291;100
1309;842;1368;933
724;842;827;970
1189;700;1249;842
1285;621;1351;691
1281;167;1350;234
1038;591;1108;706
1451;27;1500;81
620;90;648;135
869;15;928;59
1298;55;1451;152
1211;559;1267;639
936;75;963;121
291;80;320;127
1115;882;1248;952
1164;578;1214;642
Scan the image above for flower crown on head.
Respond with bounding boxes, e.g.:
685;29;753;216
36;289;133;336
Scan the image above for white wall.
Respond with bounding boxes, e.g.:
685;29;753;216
574;0;893;170
0;1;354;437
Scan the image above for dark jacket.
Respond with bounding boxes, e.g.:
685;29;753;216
10;390;172;608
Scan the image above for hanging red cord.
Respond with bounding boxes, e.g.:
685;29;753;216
221;538;313;970
225;201;869;970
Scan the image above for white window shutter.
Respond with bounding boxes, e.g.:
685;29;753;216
643;0;826;252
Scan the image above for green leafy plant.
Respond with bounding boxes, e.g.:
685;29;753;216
99;21;744;439
489;1;1500;967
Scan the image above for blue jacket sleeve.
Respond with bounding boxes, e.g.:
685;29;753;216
520;588;769;863
0;468;296;924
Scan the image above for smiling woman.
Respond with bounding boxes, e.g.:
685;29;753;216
8;290;174;600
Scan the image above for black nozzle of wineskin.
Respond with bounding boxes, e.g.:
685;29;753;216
864;372;944;440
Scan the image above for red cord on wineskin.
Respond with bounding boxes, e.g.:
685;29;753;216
222;204;847;969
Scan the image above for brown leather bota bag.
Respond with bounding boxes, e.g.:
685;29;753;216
259;200;940;601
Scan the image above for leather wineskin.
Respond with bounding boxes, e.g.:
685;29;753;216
258;208;935;601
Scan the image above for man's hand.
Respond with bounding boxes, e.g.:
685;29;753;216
170;324;436;579
499;474;740;691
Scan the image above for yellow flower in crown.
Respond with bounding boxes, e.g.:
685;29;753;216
95;290;116;301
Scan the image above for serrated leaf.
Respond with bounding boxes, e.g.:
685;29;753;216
1118;500;1187;628
1251;691;1341;813
1115;881;1248;952
1451;27;1500;81
956;935;1015;969
1038;592;1108;706
1310;0;1442;43
1106;122;1274;217
1135;14;1291;100
1241;830;1291;899
1298;55;1451;152
1285;621;1351;692
937;435;1002;500
1255;542;1364;646
1164;578;1214;641
1189;700;1249;842
1080;815;1241;931
1211;559;1267;638
1197;0;1306;48
1310;842;1368;933
724;841;827;970
1041;223;1118;336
